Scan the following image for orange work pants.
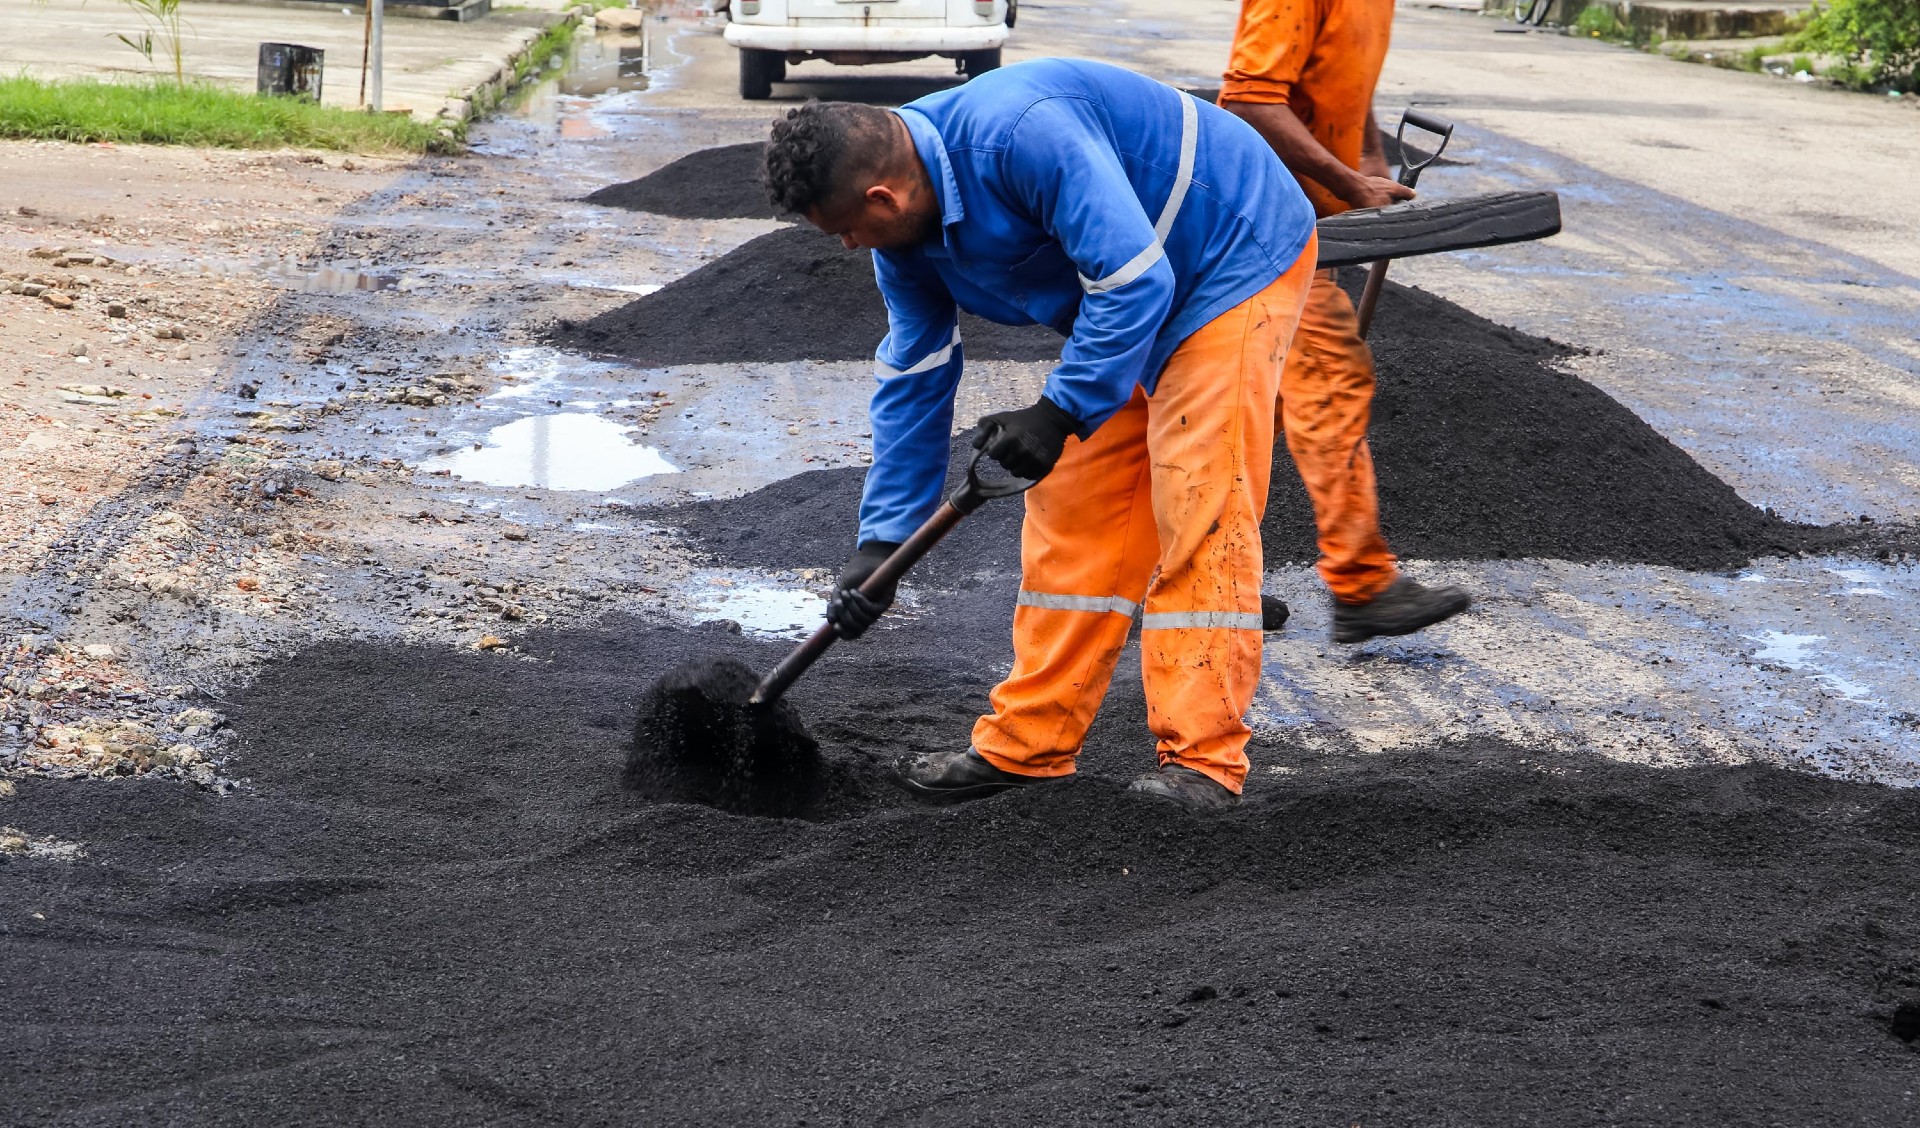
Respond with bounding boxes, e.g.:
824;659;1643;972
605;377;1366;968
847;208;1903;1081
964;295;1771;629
969;245;1316;793
1278;268;1399;604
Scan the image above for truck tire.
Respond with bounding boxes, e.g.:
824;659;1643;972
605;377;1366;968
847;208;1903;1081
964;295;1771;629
960;49;1001;78
739;49;783;101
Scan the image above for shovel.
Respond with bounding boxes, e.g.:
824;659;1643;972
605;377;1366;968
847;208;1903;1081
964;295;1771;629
1353;109;1456;339
627;446;1033;817
749;445;1034;705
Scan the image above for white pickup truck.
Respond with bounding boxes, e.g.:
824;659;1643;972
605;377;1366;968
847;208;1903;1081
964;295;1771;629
723;0;1015;100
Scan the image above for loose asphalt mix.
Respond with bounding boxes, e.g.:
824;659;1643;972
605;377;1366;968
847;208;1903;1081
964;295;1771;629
552;223;1061;366
582;142;778;221
637;259;1843;576
6;145;1918;1125
8;607;1919;1124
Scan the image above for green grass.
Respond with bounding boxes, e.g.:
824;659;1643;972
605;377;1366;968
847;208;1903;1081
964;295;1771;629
0;75;458;153
1573;4;1629;40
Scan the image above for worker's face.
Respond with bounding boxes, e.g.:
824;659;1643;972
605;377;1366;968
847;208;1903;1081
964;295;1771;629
806;181;939;253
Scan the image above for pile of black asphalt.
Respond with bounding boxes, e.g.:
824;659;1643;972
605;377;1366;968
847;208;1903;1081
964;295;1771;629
550;223;1061;365
647;269;1837;578
6;607;1918;1125
582;142;779;221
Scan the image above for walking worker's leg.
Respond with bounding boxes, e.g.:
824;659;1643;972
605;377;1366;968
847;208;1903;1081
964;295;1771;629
970;391;1160;778
1280;269;1399;604
1140;245;1317;793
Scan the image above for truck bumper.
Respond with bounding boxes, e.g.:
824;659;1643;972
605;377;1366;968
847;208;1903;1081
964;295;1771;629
723;22;1009;53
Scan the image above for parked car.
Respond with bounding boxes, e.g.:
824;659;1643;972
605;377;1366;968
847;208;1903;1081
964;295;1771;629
723;0;1015;100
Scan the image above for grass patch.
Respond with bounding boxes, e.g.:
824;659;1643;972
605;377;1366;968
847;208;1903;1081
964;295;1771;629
1789;0;1919;92
0;75;457;153
1574;4;1630;40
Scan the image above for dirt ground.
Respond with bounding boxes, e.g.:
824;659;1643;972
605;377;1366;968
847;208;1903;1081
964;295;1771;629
3;0;1918;1123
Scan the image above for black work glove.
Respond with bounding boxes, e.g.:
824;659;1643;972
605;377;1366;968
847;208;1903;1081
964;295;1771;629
972;396;1081;481
825;540;901;640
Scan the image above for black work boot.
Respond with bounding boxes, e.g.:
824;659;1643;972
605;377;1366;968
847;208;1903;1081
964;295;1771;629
1127;764;1242;811
891;748;1064;806
1261;594;1290;631
1331;574;1471;644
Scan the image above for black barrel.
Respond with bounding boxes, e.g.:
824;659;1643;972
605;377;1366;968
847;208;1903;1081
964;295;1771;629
257;43;324;102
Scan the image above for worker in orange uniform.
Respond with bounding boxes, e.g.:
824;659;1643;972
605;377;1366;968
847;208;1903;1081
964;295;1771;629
764;59;1321;810
1219;0;1472;643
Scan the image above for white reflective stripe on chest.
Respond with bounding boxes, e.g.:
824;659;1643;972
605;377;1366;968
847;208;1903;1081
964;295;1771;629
1140;610;1263;630
1078;91;1199;295
875;324;962;377
1016;591;1140;616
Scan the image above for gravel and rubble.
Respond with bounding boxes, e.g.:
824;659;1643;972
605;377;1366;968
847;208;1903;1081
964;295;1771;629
0;140;723;786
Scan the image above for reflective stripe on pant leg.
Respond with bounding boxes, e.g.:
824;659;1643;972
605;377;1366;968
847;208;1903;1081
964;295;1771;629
971;390;1161;778
1278;269;1398;603
1140;610;1263;630
1016;591;1140;616
1139;244;1317;793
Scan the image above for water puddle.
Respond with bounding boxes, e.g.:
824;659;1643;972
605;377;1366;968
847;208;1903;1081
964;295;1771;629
1825;566;1889;596
687;583;827;639
421;413;677;491
271;264;399;293
187;258;404;292
579;282;663;296
559;24;656;97
1747;630;1875;701
506;24;657;138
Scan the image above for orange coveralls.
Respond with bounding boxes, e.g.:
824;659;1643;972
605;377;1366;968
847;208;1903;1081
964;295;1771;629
1220;0;1401;604
972;246;1317;794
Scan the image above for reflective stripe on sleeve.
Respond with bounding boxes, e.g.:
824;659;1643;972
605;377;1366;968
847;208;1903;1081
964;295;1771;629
1140;610;1263;631
875;324;962;378
1075;90;1199;295
1016;591;1141;616
1079;242;1165;295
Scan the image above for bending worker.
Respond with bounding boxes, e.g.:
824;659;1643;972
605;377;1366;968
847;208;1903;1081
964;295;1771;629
1220;0;1472;642
764;58;1317;811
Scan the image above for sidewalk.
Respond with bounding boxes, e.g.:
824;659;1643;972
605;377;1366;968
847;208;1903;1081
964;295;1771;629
0;0;575;121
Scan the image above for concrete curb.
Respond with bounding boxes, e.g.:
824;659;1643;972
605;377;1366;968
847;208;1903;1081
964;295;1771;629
427;6;586;132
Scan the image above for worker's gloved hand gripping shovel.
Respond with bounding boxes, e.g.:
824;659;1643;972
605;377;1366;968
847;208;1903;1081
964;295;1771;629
748;447;1033;707
1353;109;1455;339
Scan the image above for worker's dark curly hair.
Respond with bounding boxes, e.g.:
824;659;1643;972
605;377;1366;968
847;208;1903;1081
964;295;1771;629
764;101;895;215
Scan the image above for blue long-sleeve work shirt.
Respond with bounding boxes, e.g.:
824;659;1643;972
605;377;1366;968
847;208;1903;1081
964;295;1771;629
857;57;1316;546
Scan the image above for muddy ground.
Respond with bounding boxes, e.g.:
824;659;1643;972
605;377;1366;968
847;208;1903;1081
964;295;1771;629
3;1;1919;1123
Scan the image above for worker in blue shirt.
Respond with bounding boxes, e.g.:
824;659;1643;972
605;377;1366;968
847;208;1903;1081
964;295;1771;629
764;58;1318;810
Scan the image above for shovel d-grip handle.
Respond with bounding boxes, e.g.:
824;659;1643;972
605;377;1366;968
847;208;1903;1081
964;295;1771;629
748;448;1034;707
1357;109;1459;339
1394;109;1455;190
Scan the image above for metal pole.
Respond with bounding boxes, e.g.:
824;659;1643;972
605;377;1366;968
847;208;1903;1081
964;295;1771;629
369;0;384;112
359;1;372;108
